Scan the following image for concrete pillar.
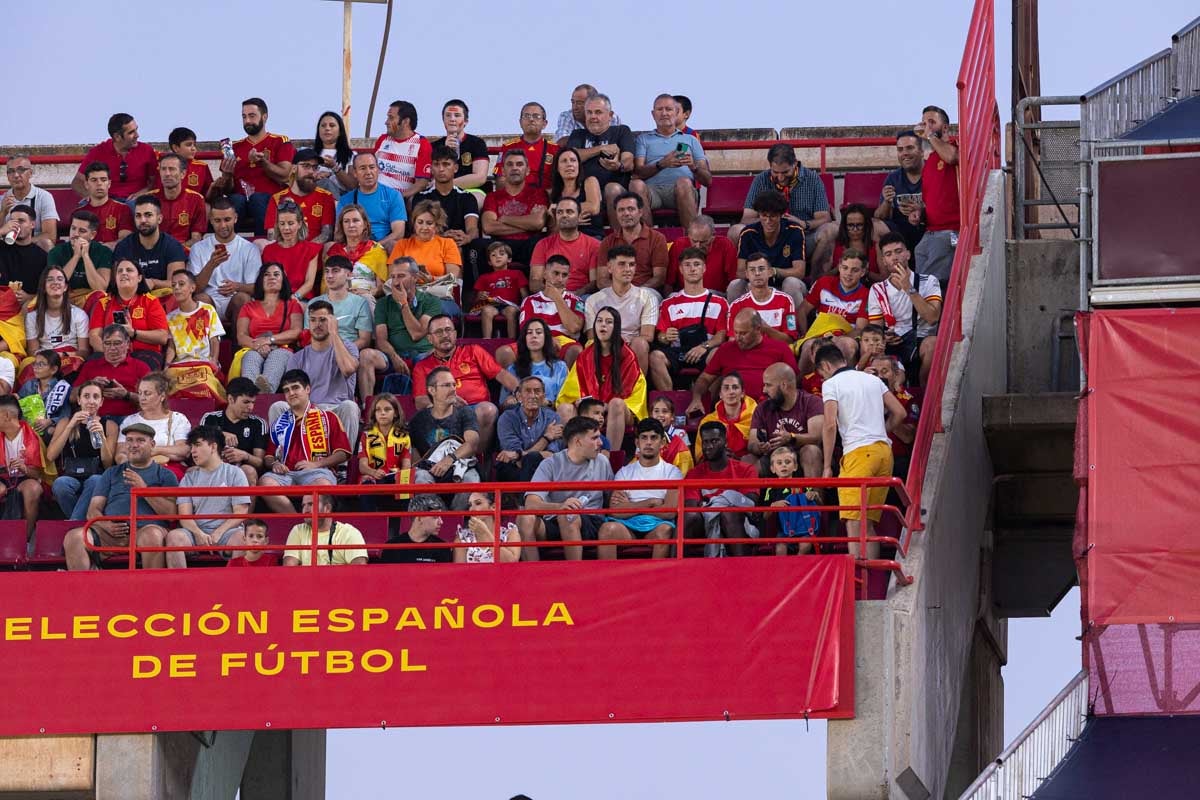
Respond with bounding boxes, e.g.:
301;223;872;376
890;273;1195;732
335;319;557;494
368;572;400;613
240;730;325;800
827;601;890;800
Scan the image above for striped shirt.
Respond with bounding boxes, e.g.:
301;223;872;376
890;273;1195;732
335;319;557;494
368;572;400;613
372;133;432;193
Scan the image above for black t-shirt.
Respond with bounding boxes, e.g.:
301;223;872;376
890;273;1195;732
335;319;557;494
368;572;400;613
113;232;187;283
199;410;268;455
0;241;47;289
430;134;491;180
413;186;479;233
882;168;927;250
566;124;636;186
381;531;452;564
408;405;478;459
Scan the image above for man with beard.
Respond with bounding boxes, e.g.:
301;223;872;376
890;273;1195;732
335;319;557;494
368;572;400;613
148;153;206;247
373;99;432;200
875;130;927;251
528;197;599;294
188;199;262;325
263;148;335;243
748;362;824;475
72;113;158;202
210;97;296;235
113;195;186;291
684;421;758;557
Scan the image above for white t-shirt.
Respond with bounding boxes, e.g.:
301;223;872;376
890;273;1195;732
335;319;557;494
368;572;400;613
4;433;21;465
117;412;192;447
821;368;889;454
2;185;59;235
25;306;90;350
867;274;942;338
0;359;15;390
187;235;262;314
585;285;660;340
614;458;683;503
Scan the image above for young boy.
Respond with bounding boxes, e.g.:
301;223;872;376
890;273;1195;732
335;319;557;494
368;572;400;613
472;241;528;338
227;518;278;567
577;397;612;457
855;324;887;371
169;127;214;199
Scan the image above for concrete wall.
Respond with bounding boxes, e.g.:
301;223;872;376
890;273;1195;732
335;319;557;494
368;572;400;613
828;170;1010;799
1006;239;1082;393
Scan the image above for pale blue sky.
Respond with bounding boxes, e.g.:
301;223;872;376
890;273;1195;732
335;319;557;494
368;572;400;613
8;1;1186;796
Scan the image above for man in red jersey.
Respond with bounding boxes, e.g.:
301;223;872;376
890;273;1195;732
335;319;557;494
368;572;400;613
78;163;132;248
263;148;335;244
913;104;960;289
664;215;737;295
373;100;432;200
727;254;799;344
497;102;558;190
684;421;759;557
72;113;157;201
475;150;548;271
528;197;599;293
209;97;295;236
688;308;796;414
149;153;206;248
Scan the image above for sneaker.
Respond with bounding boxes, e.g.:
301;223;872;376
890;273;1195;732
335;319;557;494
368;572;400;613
254;375;272;393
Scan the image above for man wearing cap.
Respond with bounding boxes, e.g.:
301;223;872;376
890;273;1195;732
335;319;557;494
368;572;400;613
382;492;453;564
63;421;179;570
359;256;441;399
264;148;335;243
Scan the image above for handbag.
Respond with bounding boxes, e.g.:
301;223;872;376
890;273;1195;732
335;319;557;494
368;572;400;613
61;456;102;479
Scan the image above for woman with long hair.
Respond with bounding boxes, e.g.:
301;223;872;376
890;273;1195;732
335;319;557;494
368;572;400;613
115;372;192;479
312;111;356;197
233;262;304;392
694;372;757;461
23;266;89;381
826;203;882;277
549;147;603;237
327;204;388;307
87;259;169;370
500;318;567;407
262;201;322;301
454;491;522;563
17;350;73;441
47;379;117;519
557;306;647;449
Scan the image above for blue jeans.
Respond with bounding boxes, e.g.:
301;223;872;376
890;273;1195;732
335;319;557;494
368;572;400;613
53;474;104;520
228;192;273;236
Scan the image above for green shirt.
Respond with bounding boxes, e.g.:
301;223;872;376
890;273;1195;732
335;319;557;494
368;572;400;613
47;241;113;292
374;290;441;355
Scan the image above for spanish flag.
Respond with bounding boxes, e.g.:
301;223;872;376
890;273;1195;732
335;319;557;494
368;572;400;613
0;287;26;373
557;342;647;420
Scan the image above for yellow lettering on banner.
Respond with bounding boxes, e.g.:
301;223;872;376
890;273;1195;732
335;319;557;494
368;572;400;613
361;649;393;673
74;615;100;639
108;614;139;639
511;604;537;627
400;649;427;672
292;609;318;634
291;650;319;674
434;599;464;629
5;617;31;640
169;654;197;678
395;607;427;631
255;644;284;676
145;613;175;637
237;610;268;635
544;602;575;626
133;655;161;678
222;652;248;676
472;604;503;628
326;650;354;674
327;608;354;633
39;617;66;640
362;608;388;631
198;605;230;636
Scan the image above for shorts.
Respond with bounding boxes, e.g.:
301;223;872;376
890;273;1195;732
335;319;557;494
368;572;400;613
837;441;894;521
700;491;760;558
606;513;675;535
543;513;603;542
647;182;699;210
264;468;337;487
187;526;244;548
653;342;711;378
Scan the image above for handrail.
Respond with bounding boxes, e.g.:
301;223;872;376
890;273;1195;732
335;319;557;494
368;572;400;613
957;670;1088;800
1081;47;1173;100
903;0;1000;536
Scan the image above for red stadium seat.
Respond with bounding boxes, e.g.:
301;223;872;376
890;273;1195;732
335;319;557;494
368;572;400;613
337;514;388;560
704;175;754;222
657;227;686;244
252;394;283;422
0;521;27;567
396;394;417;421
608;450;626;473
49;188;81;229
171;397;219;424
841;172;888;211
819;173;836;220
27;520;75;569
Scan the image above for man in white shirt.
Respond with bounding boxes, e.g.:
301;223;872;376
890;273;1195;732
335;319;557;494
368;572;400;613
584;244;658;373
869;233;942;385
165;427;251;569
372;100;431;200
188;198;262;326
598;418;681;559
816;343;907;559
1;155;59;251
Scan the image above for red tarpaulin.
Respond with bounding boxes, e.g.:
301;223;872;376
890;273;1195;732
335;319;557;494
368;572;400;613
0;557;855;736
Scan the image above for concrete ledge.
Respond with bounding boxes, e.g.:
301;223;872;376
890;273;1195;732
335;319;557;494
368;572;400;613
0;736;93;796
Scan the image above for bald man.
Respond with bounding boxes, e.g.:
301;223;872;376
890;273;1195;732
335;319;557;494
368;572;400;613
687;309;796;415
748;363;825;475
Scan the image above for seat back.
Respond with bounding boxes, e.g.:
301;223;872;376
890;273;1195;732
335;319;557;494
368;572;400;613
841;172;888;211
704;175;754;221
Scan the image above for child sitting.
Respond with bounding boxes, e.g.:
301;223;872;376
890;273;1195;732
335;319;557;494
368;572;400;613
472;241;528;338
227;519;279;567
757;444;820;556
650;395;693;475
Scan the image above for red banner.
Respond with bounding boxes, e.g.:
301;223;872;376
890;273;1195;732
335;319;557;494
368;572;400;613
0;557;854;735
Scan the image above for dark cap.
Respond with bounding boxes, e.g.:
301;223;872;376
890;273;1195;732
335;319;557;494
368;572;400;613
122;422;156;438
293;147;321;164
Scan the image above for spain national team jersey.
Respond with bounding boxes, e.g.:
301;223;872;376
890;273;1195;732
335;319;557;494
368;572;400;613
87;198;133;244
728;289;798;339
496;137;558;189
656;290;729;335
373;133;433;194
264;187;336;241
519;291;585;338
232;134;296;195
923;135;960;231
804;275;870;323
149;188;207;244
183;160;213;198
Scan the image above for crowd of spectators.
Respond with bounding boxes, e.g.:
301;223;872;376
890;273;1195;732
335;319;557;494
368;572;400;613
0;90;960;569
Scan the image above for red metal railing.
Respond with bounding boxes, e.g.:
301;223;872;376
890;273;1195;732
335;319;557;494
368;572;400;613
80;476;912;598
902;0;1001;535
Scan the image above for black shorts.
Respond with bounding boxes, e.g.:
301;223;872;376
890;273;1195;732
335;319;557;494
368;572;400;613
652;342;710;378
543;513;603;542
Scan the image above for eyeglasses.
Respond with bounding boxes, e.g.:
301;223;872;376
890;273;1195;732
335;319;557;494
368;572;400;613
4;167;30;176
520;113;545;120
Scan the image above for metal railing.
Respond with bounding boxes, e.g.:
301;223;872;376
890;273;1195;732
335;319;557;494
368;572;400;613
1013;96;1082;239
1172;16;1200;100
958;670;1089;800
904;0;1000;533
1081;48;1173;143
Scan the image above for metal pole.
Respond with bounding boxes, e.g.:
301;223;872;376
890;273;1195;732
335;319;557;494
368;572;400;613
342;0;353;131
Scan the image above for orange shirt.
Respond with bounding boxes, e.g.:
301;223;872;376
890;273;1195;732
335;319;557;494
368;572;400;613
388;236;461;279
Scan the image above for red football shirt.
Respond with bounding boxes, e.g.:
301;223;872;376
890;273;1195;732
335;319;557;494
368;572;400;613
728;289;798;339
922;136;960;232
85;198;133;244
656;290;729;335
232;134;296;196
73;355;151;417
149;188;207;244
496;138;558;189
89;294;169;354
684;459;758;503
482;184;549;241
474;269;528;305
530;233;599;292
264;187;336;241
665;236;738;293
804;275;871;323
518;291;586;338
183;160;214;198
78;140;158;200
702;337;796;402
411;345;502;405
